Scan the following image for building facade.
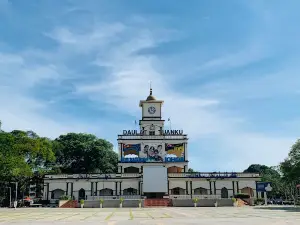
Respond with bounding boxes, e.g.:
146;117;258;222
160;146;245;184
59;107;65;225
43;89;260;202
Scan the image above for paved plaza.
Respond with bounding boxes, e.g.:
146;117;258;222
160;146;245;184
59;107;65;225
0;206;299;225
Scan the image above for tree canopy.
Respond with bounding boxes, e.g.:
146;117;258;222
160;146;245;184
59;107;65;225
0;126;118;204
53;133;118;174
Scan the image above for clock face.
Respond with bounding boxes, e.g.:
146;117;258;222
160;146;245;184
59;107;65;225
148;106;156;114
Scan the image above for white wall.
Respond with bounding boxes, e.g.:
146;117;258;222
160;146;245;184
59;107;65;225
192;181;210;190
169;180;186;190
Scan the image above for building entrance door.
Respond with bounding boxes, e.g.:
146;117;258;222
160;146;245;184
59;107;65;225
144;192;164;199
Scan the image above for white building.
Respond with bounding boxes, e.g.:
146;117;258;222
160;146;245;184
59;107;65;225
43;89;260;204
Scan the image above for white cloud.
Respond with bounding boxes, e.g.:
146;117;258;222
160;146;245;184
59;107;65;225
1;9;297;172
64;24;295;171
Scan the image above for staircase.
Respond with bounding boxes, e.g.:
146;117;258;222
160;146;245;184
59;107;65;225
60;200;78;208
144;199;172;207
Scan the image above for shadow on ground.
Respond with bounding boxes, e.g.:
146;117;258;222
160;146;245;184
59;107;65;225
254;206;300;212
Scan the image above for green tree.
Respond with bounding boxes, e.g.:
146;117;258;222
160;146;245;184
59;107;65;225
0;130;56;201
188;168;196;173
53;133;118;174
280;139;300;203
244;164;282;198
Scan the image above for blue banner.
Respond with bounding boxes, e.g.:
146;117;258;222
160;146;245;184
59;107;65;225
256;182;272;192
120;158;147;163
165;157;185;162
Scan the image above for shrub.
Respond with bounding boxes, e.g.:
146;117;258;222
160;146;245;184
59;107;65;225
232;198;237;202
80;199;84;205
254;198;264;205
192;198;199;203
59;195;71;200
100;199;104;204
120;197;124;203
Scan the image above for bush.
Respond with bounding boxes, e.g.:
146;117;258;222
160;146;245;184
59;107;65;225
192;198;199;203
59;195;71;200
100;199;104;204
232;198;237;202
80;199;84;205
254;198;264;205
120;197;124;203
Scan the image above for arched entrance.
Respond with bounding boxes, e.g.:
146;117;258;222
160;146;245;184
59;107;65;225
78;188;85;200
52;189;64;199
221;187;228;198
194;187;208;195
123;188;137;195
241;187;254;197
171;187;185;195
99;188;113;196
124;167;139;173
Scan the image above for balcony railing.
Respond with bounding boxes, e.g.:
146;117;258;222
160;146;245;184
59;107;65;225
168;172;260;178
45;173;141;179
87;195;141;200
45;174;117;179
169;195;221;199
120;157;185;163
118;135;188;140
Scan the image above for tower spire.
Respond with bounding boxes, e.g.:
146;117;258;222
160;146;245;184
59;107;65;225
149;80;152;95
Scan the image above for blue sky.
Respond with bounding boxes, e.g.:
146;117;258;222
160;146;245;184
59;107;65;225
1;0;300;171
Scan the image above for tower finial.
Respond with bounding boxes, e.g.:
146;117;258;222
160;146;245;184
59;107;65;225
149;80;152;95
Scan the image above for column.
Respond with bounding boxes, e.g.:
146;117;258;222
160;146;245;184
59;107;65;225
138;181;141;195
209;181;212;195
232;181;235;196
91;182;93;196
115;182;118;196
186;181;189;195
190;181;193;198
118;143;122;161
213;181;216;195
95;182;98;196
184;143;188;161
119;182;122;195
236;181;239;193
46;183;49;200
65;182;69;195
71;183;73;199
167;180;170;195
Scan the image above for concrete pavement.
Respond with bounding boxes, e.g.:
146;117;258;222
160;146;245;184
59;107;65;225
0;206;299;225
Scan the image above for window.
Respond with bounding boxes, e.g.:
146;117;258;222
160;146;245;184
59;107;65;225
149;131;155;135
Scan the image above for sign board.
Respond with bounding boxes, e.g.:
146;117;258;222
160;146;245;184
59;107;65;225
256;182;272;192
122;130;183;135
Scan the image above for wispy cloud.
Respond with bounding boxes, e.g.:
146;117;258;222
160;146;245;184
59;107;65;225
0;0;299;171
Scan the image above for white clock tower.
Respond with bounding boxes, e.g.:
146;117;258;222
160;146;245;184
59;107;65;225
139;88;164;135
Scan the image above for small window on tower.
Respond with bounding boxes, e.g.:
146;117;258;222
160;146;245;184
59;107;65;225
149;131;155;135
